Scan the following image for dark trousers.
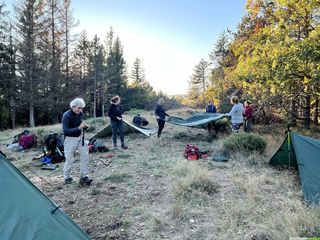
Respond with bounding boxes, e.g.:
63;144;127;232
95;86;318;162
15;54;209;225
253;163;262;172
157;119;165;137
244;118;253;132
111;120;124;145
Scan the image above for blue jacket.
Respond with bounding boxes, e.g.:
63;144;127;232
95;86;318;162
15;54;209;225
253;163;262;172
206;104;216;113
62;109;83;137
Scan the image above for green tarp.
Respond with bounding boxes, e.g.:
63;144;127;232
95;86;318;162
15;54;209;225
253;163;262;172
167;112;227;129
0;153;91;240
92;119;158;139
270;131;320;204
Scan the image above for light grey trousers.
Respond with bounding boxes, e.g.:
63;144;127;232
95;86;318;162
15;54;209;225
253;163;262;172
63;135;89;179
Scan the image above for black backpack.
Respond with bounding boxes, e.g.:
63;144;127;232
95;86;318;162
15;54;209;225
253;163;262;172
44;133;65;163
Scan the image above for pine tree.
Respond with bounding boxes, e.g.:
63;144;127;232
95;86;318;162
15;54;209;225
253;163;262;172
88;35;104;118
15;0;45;127
131;57;145;88
105;35;127;100
0;3;17;128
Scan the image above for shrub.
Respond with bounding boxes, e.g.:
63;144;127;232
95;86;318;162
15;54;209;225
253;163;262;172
223;133;267;153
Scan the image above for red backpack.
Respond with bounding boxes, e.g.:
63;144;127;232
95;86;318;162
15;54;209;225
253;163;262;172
184;144;200;161
18;132;36;149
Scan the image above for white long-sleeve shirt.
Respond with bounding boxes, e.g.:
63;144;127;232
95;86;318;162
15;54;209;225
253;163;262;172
225;103;244;124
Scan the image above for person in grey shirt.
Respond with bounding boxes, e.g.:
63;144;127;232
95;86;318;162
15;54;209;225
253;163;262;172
224;96;244;131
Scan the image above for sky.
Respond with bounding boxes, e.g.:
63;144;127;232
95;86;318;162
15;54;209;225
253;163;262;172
4;0;248;95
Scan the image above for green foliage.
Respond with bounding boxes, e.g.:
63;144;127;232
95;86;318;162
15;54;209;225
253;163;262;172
223;133;267;153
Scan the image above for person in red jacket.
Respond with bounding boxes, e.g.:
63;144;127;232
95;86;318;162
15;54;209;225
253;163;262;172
243;100;253;132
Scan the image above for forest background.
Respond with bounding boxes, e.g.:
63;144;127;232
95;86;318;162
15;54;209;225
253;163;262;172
0;0;319;129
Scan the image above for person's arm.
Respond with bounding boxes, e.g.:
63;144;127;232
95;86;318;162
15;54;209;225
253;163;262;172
225;105;236;117
108;105;119;120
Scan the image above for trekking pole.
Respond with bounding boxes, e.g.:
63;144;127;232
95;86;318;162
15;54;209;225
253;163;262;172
82;129;85;146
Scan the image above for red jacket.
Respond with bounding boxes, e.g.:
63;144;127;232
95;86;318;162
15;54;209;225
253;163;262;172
243;106;253;120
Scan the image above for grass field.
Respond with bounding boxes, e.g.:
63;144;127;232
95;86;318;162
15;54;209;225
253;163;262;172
1;108;320;240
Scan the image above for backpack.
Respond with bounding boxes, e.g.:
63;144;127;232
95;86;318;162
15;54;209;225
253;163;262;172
88;138;109;153
17;130;37;149
44;133;65;163
184;144;200;161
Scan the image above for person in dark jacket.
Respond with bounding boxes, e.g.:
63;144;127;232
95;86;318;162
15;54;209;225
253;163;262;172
108;95;128;149
133;114;149;127
155;98;170;138
206;100;217;113
62;97;93;185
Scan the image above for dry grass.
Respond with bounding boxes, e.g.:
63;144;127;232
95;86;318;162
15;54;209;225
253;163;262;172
1;109;320;239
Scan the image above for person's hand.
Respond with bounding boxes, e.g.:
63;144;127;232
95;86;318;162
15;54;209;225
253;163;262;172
156;116;160;119
117;117;122;121
79;122;87;129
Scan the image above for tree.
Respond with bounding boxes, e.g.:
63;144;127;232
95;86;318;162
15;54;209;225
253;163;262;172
186;59;209;107
15;0;45;127
71;30;91;98
229;0;320;128
130;57;145;88
105;35;127;100
88;35;104;118
126;57;154;109
0;3;17;128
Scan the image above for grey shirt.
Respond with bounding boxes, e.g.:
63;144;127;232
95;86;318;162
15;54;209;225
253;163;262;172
225;103;244;124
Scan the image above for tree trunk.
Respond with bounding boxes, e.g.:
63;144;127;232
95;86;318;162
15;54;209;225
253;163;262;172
314;96;319;126
10;99;16;129
289;96;297;126
304;94;311;129
29;100;35;127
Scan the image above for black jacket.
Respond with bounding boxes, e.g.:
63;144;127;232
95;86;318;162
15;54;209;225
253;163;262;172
155;104;169;120
62;109;83;137
108;104;124;121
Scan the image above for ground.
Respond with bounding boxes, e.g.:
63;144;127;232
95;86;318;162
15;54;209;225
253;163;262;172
1;109;320;240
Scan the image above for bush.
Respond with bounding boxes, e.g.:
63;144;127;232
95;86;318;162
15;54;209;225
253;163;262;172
223;133;267;153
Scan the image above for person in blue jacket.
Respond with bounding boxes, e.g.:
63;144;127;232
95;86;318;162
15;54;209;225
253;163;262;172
108;95;128;149
155;98;170;138
206;100;217;113
62;97;93;185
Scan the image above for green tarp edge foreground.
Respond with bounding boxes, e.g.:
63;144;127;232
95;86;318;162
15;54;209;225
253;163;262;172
0;153;91;240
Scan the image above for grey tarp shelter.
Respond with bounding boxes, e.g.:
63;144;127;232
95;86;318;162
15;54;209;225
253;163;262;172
167;112;227;129
269;131;320;204
92;119;158;139
0;152;91;240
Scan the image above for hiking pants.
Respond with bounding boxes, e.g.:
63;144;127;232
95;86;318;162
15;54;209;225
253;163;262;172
157;119;165;137
244;118;252;132
111;119;124;146
63;135;89;180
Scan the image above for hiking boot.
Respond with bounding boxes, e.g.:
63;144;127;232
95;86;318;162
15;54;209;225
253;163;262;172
121;143;128;149
79;176;93;186
64;177;73;184
113;145;118;150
